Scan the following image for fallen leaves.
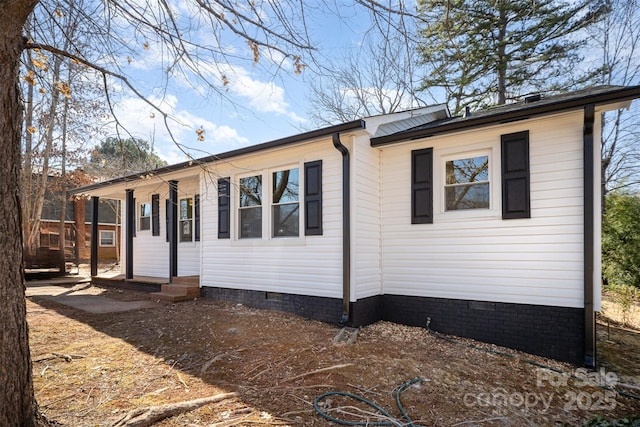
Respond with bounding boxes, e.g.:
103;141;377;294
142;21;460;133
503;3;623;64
27;286;640;426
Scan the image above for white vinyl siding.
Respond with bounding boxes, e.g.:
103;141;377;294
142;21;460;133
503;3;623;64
352;135;383;300
200;139;344;299
379;111;588;308
175;180;200;276
87;105;604;312
125;177;200;278
132;187;169;278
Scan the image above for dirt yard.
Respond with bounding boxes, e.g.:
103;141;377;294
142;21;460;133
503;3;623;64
27;284;640;426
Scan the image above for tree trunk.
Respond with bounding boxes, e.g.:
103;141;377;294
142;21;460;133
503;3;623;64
496;2;507;105
58;75;70;273
21;38;36;256
0;1;43;425
74;198;85;264
29;54;62;254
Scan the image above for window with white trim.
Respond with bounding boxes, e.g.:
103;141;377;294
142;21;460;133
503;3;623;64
139;202;151;230
239;175;263;238
99;230;116;247
179;197;193;242
272;168;299;237
444;154;490;211
237;167;301;239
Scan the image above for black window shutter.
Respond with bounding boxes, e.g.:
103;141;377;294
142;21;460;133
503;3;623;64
218;177;231;239
411;148;433;224
501;131;530;219
165;200;170;242
195;194;200;242
151;194;160;236
304;160;323;235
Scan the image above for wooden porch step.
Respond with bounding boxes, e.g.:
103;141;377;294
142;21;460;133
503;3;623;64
171;275;199;286
150;282;200;302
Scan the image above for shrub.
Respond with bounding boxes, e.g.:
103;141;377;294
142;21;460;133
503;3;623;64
602;193;640;290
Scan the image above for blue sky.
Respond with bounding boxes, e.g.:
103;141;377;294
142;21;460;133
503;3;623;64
94;1;639;169
99;3;381;165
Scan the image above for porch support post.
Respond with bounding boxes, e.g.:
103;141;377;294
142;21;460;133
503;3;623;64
90;196;99;277
125;189;134;280
169;180;178;282
583;104;596;368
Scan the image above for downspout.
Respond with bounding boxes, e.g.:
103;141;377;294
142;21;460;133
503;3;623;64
333;133;351;325
583;104;596;368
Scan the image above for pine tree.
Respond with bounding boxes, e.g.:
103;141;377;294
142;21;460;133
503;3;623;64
416;0;608;114
85;137;168;179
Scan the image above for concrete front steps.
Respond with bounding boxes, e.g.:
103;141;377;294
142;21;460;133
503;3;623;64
150;276;200;302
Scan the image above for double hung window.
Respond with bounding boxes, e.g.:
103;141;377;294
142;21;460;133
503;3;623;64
272;168;299;237
239;175;263;238
444;155;490;211
221;161;321;240
139;202;151;230
179;197;193;242
238;167;300;239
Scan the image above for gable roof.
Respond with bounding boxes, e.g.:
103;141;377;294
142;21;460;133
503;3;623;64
70;104;450;195
372;104;449;138
71;86;640;195
70;119;366;194
370;85;640;146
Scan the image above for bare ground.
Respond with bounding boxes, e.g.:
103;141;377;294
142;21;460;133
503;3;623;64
27;285;640;426
597;292;640;392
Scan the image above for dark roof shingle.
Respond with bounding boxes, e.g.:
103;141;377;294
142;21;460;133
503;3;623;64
371;85;640;146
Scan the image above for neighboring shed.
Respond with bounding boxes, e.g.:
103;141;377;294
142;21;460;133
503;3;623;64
70;86;640;366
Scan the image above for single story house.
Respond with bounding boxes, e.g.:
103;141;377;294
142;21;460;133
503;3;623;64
71;85;640;366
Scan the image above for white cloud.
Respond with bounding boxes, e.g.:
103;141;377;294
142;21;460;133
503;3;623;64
170;108;250;153
224;67;307;126
126;42;166;72
102;94;249;164
231;74;288;114
190;58;306;124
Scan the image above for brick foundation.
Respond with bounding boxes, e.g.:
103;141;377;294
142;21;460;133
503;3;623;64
381;294;584;365
200;287;343;324
199;286;584;364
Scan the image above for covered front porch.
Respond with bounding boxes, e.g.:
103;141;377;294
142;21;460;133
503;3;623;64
70;167;202;287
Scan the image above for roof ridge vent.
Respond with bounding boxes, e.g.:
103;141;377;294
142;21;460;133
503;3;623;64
525;94;542;103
